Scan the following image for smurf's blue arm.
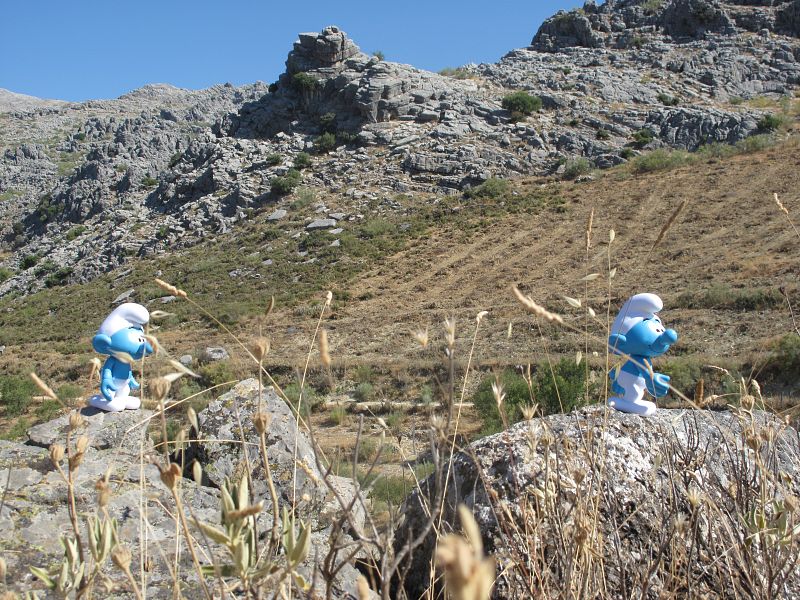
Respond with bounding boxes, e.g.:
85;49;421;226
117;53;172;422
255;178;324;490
645;371;671;398
128;370;140;389
609;369;625;396
100;360;117;402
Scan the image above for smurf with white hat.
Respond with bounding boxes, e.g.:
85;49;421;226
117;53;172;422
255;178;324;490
607;293;678;416
89;303;153;412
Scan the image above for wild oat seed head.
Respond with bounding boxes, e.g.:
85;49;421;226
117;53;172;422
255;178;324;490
251;336;271;363
192;460;203;484
187;407;199;432
506;322;513;339
609;229;615;243
154;278;179;296
774;192;789;216
325;290;333;306
357;575;371;600
413;328;429;348
29;372;58;401
476;310;488;324
491;381;505;409
687;487;702;508
444;317;456;348
150;377;171;403
319;329;331;368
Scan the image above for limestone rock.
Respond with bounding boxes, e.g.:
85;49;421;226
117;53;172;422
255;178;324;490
27;406;153;450
398;406;800;599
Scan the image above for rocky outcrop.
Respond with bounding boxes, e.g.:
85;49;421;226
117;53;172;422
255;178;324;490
398;406;800;599
0;381;369;598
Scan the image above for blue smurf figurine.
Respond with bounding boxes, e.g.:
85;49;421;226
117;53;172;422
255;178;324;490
89;303;153;412
608;293;677;416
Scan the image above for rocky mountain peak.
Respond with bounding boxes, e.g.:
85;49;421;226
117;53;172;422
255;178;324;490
285;25;369;74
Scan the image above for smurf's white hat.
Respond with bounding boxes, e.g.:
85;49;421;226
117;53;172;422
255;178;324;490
98;303;150;337
611;293;662;336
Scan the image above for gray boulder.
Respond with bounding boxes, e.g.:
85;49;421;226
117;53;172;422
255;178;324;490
398;406;800;599
662;0;738;38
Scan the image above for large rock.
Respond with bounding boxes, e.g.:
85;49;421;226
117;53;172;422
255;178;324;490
662;0;738;37
27;405;154;450
398;406;800;599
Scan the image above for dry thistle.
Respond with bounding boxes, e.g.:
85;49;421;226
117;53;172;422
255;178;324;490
29;372;58;401
111;545;132;571
251;336;270;363
413;328;429;348
435;505;495;600
49;443;65;466
319;329;331;368
253;411;272;435
68;411;85;432
158;462;182;492
512;287;564;324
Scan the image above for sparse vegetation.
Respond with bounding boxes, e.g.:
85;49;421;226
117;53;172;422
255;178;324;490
439;67;471;79
141;175;158;188
657;92;679;106
293;152;312;169
757;113;785;131
270;168;302;195
265;153;282;166
65;225;86;241
372;50;385;61
291;72;319;93
0;374;36;416
464;177;509;199
630;148;692;173
0;267;13;283
632;127;654;146
313;132;337;153
562;157;593;179
675;284;782;311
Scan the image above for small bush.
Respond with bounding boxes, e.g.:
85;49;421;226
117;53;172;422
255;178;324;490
291;72;319;93
290;186;316;210
355;437;378;462
37;193;61;223
56;383;83;403
265;153;282;166
198;362;237;390
319;112;337;134
534;358;591;416
630;149;693;173
562;158;593;180
620;148;636;159
354;382;375;402
314;132;337;153
757;113;784;132
675;284;782;311
473;370;533;433
353;365;375;383
21;254;39;269
464;178;509;199
763;334;800;381
657;93;679;106
372;50;385;61
44;267;73;288
735;133;775;154
293;152;312;169
696;142;736;159
284;383;322;417
0;267;12;283
329;405;348;426
596;129;610;140
632;128;655;146
65;225;86;241
168;152;182;168
439;67;471;79
502;91;542;120
270;169;302;195
419;384;434;405
0;375;37;416
141;176;158;188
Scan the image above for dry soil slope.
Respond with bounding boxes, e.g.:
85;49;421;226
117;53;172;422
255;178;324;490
312;140;800;372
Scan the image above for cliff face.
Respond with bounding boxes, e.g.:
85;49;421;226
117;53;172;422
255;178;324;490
0;1;798;299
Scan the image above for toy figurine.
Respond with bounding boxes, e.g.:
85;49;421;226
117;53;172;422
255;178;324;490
608;293;678;416
89;303;153;412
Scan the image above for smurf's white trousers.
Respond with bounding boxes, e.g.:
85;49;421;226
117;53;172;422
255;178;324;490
88;378;142;412
608;370;656;416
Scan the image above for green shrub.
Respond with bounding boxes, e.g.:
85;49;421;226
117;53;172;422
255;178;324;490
735;133;775;153
630;149;693;173
21;254;39;269
293;152;312;169
657;93;679;106
329;405;348;426
534;358;591;416
473;370;533;433
284;383;322;417
502;91;542;120
757;113;784;131
354;382;375;402
198;361;237;390
0;375;37;416
270;169;302;195
37;193;61;223
141;176;158;188
265;153;282;166
763;334;800;381
353;365;375;383
419;384;434;405
291;72;319;93
464;178;509;199
675;284;782;311
355;437;378;462
0;267;12;283
632;128;655;146
372;50;385;61
65;225;86;241
696;142;736;159
562;158;593;180
290;186;316;210
660;358;704;397
620;148;636;159
56;383;83;403
319;112;337;134
44;267;73;287
596;129;610;140
314;132;337;153
439;67;471;79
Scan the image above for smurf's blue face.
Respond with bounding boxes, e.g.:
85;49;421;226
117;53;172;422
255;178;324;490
108;326;153;360
617;316;678;357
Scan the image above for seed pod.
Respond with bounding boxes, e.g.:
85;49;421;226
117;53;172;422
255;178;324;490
111;546;132;571
49;443;65;465
253;411;272;435
69;411;85;431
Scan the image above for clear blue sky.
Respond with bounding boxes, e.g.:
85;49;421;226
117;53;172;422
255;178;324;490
1;1;587;102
